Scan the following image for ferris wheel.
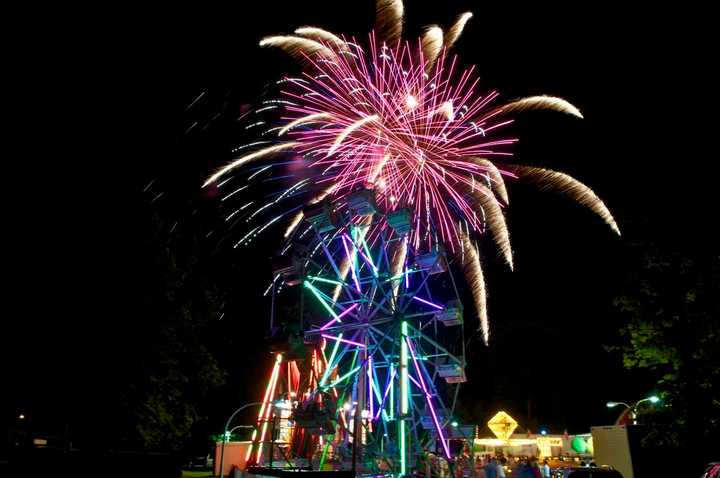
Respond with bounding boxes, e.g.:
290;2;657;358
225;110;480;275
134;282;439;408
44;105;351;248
245;187;468;476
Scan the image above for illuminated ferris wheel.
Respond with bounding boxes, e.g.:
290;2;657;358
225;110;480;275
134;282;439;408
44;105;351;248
245;187;468;475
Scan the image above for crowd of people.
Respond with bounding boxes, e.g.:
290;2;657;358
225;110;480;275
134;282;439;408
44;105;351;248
476;455;551;478
416;449;597;478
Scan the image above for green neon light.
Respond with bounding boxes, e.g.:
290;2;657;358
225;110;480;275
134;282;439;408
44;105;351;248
319;442;330;469
384;269;417;282
348;347;359;371
304;281;338;318
399;420;406;475
307;275;345;286
358;231;378;277
324;365;361;389
319;333;343;386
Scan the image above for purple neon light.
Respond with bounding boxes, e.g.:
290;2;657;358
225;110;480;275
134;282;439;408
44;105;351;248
341;234;361;292
407;373;422;389
368;356;374;419
412;296;444;310
403;237;409;289
321;334;366;348
406;336;452;459
319;303;359;330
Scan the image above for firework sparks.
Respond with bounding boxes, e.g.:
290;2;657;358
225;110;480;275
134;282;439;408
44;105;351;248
375;0;404;43
510;165;620;235
203;143;298;187
500;95;584;118
205;0;618;343
460;232;488;344
473;186;513;269
444;12;473;49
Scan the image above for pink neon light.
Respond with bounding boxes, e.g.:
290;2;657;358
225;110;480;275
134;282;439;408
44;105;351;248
406;337;451;459
321;334;366;348
403;237;410;289
412;296;444;310
408;373;422;389
319;303;359;330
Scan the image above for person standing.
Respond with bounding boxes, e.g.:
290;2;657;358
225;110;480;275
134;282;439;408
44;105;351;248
518;460;534;478
496;458;506;478
541;459;551;478
531;459;542;478
484;457;497;478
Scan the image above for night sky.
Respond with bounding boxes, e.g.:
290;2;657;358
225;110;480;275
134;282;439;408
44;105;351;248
4;0;716;447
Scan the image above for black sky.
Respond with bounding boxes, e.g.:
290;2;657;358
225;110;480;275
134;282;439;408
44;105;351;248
4;0;717;443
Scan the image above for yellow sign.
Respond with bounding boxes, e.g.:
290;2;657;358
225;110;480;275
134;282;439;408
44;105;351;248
487;411;518;441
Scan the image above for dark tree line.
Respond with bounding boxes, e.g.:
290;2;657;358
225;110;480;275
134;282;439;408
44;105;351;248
610;238;719;462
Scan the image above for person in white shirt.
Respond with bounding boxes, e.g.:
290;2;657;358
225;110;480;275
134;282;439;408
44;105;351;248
496;458;506;478
541;459;551;478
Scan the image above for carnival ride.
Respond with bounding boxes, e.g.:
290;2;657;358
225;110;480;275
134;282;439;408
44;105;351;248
202;0;620;475
244;191;467;476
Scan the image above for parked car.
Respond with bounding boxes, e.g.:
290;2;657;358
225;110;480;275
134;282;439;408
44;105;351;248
186;454;208;468
553;467;623;478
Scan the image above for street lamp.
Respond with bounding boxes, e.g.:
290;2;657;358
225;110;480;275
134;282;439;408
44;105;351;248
606;396;660;425
219;402;262;478
228;425;254;436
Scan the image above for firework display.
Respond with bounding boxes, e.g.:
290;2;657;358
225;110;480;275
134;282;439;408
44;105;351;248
206;0;619;475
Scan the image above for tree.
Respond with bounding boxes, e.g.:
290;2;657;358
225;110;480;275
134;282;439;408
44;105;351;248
611;240;719;460
122;209;227;451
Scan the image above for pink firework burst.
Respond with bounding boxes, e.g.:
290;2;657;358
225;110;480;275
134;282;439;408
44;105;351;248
279;33;517;251
203;1;619;342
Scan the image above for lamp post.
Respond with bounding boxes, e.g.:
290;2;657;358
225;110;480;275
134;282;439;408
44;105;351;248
606;396;659;425
227;425;254;436
219;402;262;478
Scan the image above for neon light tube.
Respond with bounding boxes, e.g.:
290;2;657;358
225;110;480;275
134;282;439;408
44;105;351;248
248;353;282;462
307;275;345;286
407;337;451;459
343;233;378;277
374;367;394;422
256;354;282;462
412;296;444;310
384;269;418;283
341;234;361;292
319;333;343;386
368;356;374;419
324;365;361;389
399;321;409;475
304;281;339;318
319;442;330;469
321;334;366;348
403;236;410;288
358;232;378;277
319;303;358;330
389;364;395;420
